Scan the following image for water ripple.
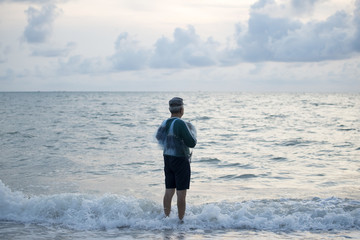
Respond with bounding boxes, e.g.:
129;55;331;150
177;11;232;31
198;158;221;164
219;174;258;180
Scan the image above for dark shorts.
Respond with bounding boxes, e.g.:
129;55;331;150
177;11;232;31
164;155;191;190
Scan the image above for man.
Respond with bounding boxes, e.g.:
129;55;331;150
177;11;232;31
156;97;197;221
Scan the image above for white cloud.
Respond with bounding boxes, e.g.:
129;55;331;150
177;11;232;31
0;44;11;63
290;0;324;15
104;0;360;71
57;55;103;75
229;0;359;62
0;68;14;81
353;0;360;52
108;26;219;71
0;67;31;82
23;4;62;44
150;25;219;68
0;0;65;3
31;41;75;57
109;33;149;71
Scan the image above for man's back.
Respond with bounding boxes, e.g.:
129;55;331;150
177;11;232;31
157;117;197;158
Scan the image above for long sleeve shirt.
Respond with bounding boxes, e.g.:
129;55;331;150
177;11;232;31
156;117;197;158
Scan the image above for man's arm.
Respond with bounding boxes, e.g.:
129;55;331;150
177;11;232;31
156;120;167;144
177;120;197;148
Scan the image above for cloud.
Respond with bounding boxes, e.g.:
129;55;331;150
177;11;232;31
31;42;76;57
57;55;103;75
0;68;14;81
235;12;302;62
23;4;62;44
0;0;65;3
251;0;324;17
229;0;359;62
110;0;358;70
0;44;11;63
6;0;359;85
109;26;219;71
251;0;275;10
109;32;149;71
150;25;219;68
290;0;323;14
0;68;31;81
353;0;360;51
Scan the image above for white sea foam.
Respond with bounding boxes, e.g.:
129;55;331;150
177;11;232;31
1;180;359;231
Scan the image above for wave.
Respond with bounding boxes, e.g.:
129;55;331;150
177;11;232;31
278;138;315;147
197;158;221;164
219;174;258;179
0;180;359;232
193;116;211;121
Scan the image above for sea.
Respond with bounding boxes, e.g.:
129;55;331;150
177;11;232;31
0;92;359;239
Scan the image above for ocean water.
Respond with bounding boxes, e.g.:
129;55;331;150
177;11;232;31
0;92;359;239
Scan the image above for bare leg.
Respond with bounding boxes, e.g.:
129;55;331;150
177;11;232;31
163;188;175;217
176;190;187;220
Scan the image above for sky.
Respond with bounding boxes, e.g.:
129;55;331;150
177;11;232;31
0;0;359;92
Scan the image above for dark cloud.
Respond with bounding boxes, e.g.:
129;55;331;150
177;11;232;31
109;32;149;71
229;0;359;63
23;4;61;44
150;25;218;68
